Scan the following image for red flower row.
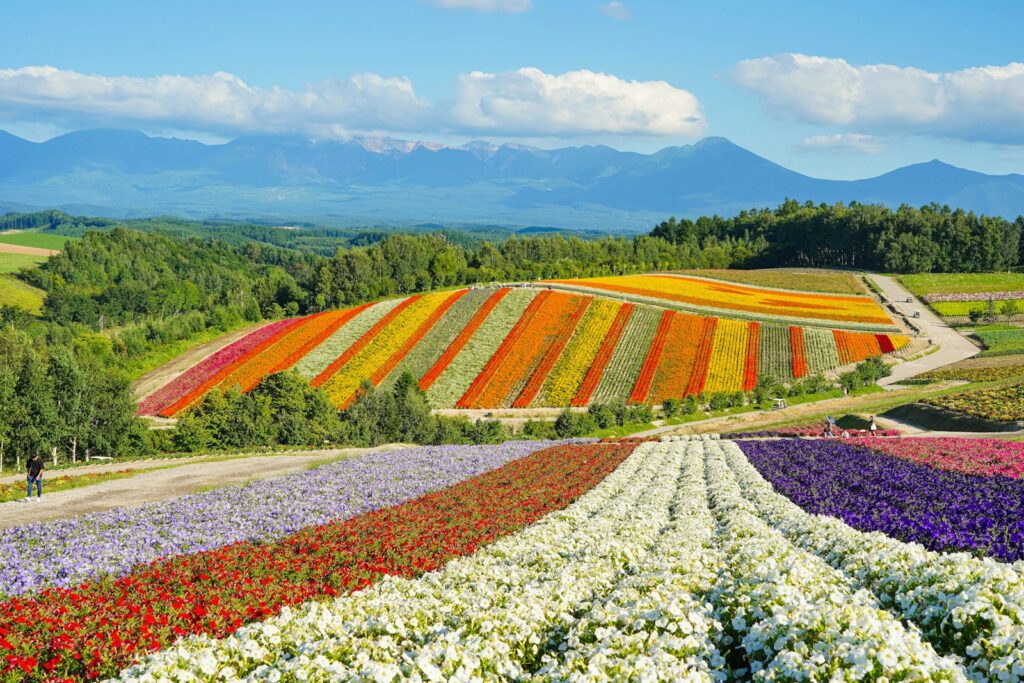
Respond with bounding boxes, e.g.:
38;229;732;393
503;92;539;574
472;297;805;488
0;442;634;682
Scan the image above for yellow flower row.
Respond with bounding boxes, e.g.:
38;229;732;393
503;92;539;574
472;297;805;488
319;291;456;406
548;274;892;325
703;318;749;394
537;298;621;406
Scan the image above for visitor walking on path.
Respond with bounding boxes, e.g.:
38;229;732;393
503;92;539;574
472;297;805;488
868;416;878;436
26;454;44;501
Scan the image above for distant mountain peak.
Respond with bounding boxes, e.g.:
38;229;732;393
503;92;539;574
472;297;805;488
0;128;1022;225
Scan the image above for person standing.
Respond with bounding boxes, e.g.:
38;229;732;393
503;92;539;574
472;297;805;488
868;416;878;437
26;453;44;501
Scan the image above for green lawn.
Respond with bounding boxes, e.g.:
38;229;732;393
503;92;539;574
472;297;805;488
0;231;74;250
0;274;45;313
899;272;1024;297
0;252;47;273
973;324;1024;357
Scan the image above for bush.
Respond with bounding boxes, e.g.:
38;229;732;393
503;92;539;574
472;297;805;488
708;392;731;411
587;403;617;429
626;404;654;424
662;398;680;418
554;410;597;438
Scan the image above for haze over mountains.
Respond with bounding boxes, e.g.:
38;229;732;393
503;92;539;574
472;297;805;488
2;129;1023;230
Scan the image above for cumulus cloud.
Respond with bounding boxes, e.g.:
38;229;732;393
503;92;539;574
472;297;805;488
0;65;705;141
733;53;1024;144
600;2;632;20
0;66;430;137
452;67;705;137
426;0;531;12
797;133;883;155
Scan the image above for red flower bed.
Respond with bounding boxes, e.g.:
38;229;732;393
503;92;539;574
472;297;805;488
419;288;510;391
743;321;761;391
311;296;419;388
571;303;634;406
790;325;808;378
628;310;673;404
684;317;718;396
860;437;1024;479
0;441;634;682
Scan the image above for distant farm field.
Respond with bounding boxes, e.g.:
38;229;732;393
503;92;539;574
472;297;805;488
0;251;47;273
677;268;866;295
973;324;1024;357
0;231;73;250
138;278;909;416
0;274;45;312
900;272;1024;296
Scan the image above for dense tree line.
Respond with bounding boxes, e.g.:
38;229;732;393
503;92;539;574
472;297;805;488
652;200;1023;273
0;323;145;470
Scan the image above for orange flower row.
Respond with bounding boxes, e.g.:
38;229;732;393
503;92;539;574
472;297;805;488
370;290;469;387
456;291;553;408
743;322;761;391
684;317;718;396
629;310;674;404
512;297;591;408
790;325;808;378
646;312;705;404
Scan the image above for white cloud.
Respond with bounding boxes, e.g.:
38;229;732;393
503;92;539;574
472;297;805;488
426;0;531;12
733;53;1024;144
0;66;430;137
600;2;632;20
0;65;705;141
452;67;705;137
797;133;883;155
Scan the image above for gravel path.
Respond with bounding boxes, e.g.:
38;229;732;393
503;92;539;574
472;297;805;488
0;446;407;529
871;275;980;386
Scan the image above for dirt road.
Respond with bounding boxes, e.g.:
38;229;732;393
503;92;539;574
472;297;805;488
0;445;408;529
870;275;979;385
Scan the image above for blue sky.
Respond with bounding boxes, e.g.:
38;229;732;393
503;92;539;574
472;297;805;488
2;0;1023;179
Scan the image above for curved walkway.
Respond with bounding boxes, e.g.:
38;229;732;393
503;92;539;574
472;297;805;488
870;275;979;386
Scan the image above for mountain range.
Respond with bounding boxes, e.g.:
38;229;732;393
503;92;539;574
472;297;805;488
2;129;1024;230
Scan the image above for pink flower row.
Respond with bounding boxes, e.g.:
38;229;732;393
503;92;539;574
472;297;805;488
861;437;1024;479
137;318;299;416
924;290;1024;303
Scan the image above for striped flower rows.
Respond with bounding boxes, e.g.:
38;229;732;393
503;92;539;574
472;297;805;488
112;438;1008;683
139;286;912;415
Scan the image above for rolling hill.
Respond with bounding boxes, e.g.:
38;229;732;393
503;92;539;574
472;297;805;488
2;130;1024;229
137;278;909;416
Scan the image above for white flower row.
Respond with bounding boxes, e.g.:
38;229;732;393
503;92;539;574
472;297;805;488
113;441;969;682
659;434;720;442
720;440;1024;682
702;442;964;681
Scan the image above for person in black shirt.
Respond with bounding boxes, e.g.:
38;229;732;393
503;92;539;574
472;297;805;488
26;454;44;501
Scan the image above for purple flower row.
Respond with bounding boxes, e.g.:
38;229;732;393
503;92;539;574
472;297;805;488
737;439;1024;562
0;441;570;596
923;290;1024;303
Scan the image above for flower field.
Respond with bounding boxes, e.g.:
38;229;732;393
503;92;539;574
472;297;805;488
544;272;895;327
138;283;911;414
859;437;1024;479
922;382;1024;422
919;362;1024;382
14;436;1014;680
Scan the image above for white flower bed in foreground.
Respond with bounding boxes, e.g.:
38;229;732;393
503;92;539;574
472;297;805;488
114;442;976;682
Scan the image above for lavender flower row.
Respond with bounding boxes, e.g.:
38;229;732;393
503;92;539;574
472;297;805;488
923;290;1024;303
0;441;571;597
736;439;1024;562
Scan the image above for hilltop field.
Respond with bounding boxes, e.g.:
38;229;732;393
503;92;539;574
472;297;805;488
138;272;910;417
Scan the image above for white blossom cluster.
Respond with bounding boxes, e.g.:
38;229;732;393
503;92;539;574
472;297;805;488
720;440;1024;682
113;440;1016;682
